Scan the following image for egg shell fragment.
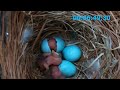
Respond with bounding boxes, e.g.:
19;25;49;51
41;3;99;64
41;38;51;53
54;37;65;52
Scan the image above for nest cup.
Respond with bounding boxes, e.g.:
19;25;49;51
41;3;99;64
0;11;120;79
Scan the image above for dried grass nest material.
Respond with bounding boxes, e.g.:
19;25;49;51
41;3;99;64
0;11;120;79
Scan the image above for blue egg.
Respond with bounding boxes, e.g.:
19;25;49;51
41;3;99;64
59;60;77;77
41;37;65;53
62;45;82;62
41;38;51;53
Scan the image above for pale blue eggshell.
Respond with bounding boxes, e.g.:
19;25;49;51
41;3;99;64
41;39;51;53
62;45;82;62
54;37;65;52
59;60;77;77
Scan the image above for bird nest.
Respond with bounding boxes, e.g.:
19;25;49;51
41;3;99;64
0;11;120;79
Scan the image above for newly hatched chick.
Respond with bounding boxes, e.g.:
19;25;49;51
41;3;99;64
38;37;63;78
37;50;62;71
48;37;57;52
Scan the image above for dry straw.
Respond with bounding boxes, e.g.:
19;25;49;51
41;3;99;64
0;11;120;79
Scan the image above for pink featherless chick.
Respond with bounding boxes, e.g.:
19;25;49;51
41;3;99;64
37;50;62;71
